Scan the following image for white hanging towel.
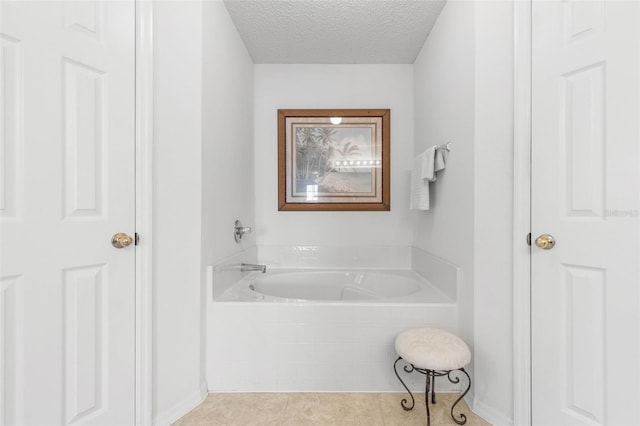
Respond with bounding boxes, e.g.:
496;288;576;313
410;146;446;210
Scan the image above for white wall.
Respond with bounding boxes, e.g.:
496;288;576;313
413;2;514;424
153;2;254;423
153;1;204;423
412;0;476;394
201;0;255;263
254;65;414;248
201;0;255;395
473;2;514;424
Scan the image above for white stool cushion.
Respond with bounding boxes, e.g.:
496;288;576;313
395;327;471;371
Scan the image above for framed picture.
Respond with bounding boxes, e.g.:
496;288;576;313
278;109;390;211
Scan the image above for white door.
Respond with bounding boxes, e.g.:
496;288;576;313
0;1;136;425
532;0;640;424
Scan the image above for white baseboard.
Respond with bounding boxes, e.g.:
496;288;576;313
153;382;208;426
471;396;513;426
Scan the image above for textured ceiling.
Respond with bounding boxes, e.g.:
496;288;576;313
223;0;447;64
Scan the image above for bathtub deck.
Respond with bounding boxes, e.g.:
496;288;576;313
216;268;455;303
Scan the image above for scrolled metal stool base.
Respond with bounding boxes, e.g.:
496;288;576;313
393;356;471;426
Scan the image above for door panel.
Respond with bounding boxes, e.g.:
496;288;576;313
532;1;640;424
0;33;23;222
0;1;135;425
62;58;108;220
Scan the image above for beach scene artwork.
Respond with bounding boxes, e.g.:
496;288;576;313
292;125;379;198
278;109;389;211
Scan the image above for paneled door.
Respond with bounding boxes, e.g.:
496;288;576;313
1;1;136;425
532;0;640;424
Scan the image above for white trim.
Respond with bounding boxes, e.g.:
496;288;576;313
472;396;514;426
153;384;208;426
637;4;640;419
135;1;154;425
512;1;532;425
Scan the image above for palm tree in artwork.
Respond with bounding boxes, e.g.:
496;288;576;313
314;127;337;180
296;126;338;182
335;140;360;171
316;127;337;145
296;127;315;181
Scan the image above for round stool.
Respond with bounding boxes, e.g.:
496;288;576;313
393;327;472;425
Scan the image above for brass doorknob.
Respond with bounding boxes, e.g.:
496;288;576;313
535;234;556;250
112;233;133;249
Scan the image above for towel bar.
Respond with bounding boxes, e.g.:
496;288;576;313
436;142;452;152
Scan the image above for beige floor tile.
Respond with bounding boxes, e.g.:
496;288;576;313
378;392;429;426
281;393;384;426
378;392;490;426
173;393;288;426
171;392;490;426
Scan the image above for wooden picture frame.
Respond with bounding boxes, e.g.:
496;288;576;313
278;109;390;211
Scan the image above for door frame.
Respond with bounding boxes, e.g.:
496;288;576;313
135;1;154;424
514;4;640;425
513;1;532;425
133;2;536;425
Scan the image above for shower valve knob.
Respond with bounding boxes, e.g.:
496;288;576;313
234;220;252;243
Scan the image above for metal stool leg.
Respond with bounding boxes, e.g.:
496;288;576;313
395;358;471;426
448;368;471;425
431;370;436;404
425;370;432;426
393;357;415;411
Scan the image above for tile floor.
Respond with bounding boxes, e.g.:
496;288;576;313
172;393;491;426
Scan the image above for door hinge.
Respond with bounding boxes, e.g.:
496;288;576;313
526;232;531;246
135;232;140;246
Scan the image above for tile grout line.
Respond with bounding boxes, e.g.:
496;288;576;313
280;393;290;426
376;393;387;426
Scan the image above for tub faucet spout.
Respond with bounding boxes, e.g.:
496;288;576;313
241;263;267;273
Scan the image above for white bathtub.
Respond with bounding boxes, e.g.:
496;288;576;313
216;269;452;303
208;264;460;392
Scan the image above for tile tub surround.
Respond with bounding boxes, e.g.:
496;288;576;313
254;245;460;300
209;246;259;299
206;302;460;392
411;247;461;301
257;245;412;270
171;393;490;426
